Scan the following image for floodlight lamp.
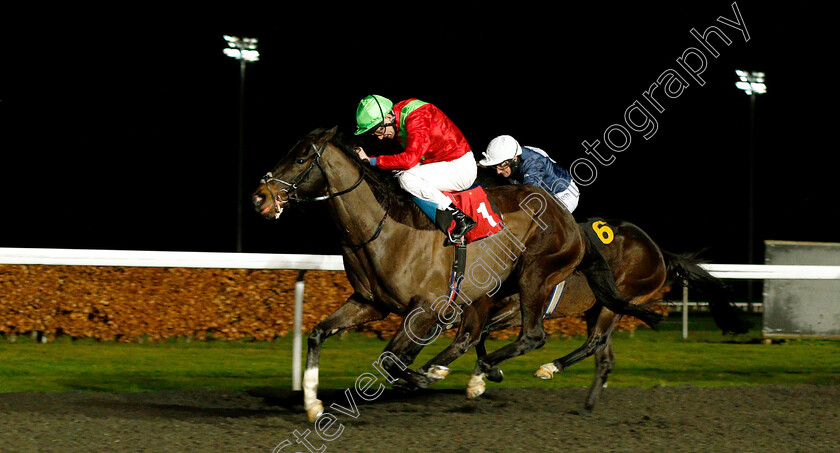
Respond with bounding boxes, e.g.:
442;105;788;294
241;50;260;61
223;35;260;62
735;69;766;95
242;37;259;49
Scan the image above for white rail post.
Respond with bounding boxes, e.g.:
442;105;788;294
292;270;306;391
682;279;689;340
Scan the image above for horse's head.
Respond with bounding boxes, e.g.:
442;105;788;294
251;126;338;219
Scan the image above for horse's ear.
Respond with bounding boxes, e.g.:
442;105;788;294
313;126;338;147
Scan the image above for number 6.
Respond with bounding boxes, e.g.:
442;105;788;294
591;221;614;244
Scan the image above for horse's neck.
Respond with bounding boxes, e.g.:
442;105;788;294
321;148;391;251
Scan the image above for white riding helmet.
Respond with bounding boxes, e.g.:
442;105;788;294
479;135;522;166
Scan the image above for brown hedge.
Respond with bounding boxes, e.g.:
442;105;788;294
0;265;661;342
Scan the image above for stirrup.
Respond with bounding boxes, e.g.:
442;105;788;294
445;231;465;246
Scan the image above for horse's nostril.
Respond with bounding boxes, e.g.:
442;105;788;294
252;195;264;206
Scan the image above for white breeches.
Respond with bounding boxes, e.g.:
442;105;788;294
555;181;580;213
396;152;478;210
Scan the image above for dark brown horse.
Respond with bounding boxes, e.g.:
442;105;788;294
406;219;750;411
251;127;661;421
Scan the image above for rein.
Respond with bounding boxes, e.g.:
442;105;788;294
260;139;390;250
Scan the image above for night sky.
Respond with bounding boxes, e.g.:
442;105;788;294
1;2;834;278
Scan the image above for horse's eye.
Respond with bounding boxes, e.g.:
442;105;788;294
296;159;305;164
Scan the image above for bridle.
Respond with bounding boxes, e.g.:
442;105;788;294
261;140;360;205
259;138;390;250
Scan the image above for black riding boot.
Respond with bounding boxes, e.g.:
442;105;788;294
447;207;477;244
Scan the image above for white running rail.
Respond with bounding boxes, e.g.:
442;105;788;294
4;248;840;387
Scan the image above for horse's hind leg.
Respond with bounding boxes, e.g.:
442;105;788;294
471;263;564;391
470;302;548;398
585;328;616;412
461;299;523;393
415;296;492;385
475;329;505;383
464;328;508;399
535;304;619;380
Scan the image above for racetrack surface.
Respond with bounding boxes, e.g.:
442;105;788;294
1;385;837;452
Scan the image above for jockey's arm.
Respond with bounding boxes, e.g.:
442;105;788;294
370;112;431;170
522;155;566;191
354;146;370;162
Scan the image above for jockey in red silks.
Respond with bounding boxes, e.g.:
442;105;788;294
354;94;478;244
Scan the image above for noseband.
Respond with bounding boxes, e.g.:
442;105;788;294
259;138;390;249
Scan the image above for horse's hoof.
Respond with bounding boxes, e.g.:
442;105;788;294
467;385;487;399
392;378;415;392
466;384;486;399
466;373;486;399
426;365;451;381
534;363;558;380
485;367;504;383
305;402;324;422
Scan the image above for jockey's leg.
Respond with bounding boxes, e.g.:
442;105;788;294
554;181;580;213
409;196;474;244
398;153;478;242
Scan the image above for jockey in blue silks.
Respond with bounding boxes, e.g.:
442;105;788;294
478;135;579;213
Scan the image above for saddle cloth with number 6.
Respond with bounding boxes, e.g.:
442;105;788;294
580;217;615;251
441;185;504;244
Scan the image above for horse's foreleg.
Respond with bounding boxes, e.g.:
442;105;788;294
379;297;447;390
304;294;387;422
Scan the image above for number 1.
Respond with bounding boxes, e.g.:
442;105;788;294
476;202;498;227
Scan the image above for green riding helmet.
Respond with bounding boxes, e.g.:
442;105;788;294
354;94;393;135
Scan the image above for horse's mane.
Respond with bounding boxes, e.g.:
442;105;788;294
308;128;437;231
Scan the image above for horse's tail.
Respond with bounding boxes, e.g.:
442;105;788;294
662;250;753;334
578;232;663;329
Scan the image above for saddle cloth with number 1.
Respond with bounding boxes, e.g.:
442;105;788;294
441;185;504;244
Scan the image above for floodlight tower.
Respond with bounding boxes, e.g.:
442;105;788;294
224;35;260;253
735;70;766;307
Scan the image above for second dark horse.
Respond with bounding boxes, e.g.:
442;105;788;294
404;218;751;411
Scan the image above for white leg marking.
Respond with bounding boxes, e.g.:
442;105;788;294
466;373;486;399
303;367;324;422
534;362;559;380
425;365;451;381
